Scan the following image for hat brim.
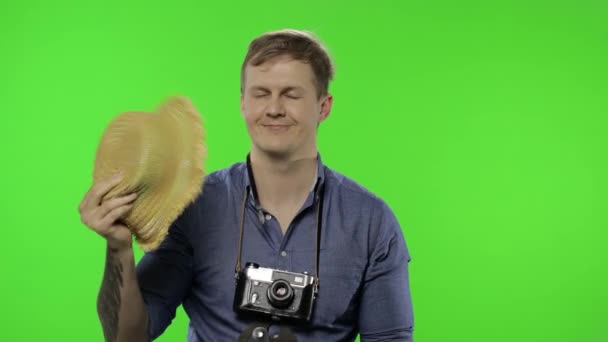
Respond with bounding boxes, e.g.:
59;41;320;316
93;96;207;251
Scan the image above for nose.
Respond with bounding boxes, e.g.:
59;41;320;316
265;96;286;118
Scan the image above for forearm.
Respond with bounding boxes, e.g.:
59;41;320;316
97;244;149;342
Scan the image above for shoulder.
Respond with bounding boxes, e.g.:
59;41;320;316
196;161;246;198
182;162;245;225
324;165;404;247
324;166;391;215
204;162;245;187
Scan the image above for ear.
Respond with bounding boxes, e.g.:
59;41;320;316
318;93;333;123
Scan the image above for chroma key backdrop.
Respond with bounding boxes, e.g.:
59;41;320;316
0;1;606;341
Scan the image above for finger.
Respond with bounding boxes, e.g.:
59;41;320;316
100;203;134;228
98;193;138;220
79;183;98;213
84;191;135;231
84;172;124;209
81;173;122;210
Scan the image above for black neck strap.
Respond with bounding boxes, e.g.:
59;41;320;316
245;154;261;207
235;154;324;291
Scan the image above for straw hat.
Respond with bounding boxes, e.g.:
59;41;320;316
93;96;206;251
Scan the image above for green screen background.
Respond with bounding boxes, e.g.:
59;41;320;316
1;0;606;341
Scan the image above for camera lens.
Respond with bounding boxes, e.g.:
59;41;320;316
267;279;294;309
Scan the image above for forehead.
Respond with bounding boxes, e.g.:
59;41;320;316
244;56;316;89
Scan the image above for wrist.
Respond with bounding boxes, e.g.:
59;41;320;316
106;239;133;254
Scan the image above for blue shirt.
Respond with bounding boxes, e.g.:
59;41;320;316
136;156;414;341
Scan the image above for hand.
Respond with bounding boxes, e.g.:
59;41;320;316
78;173;138;251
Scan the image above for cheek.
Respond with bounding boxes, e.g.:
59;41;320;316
295;103;320;126
244;115;258;129
242;100;261;125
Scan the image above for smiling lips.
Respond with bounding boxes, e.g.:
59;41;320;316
262;124;291;132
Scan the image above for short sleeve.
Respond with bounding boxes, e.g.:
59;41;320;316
358;199;414;341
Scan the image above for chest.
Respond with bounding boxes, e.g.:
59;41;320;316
189;208;368;328
268;206;301;234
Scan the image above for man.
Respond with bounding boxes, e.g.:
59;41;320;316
79;29;414;341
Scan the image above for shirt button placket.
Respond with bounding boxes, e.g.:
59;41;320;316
278;249;289;269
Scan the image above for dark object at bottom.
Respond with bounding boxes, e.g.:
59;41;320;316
238;322;298;342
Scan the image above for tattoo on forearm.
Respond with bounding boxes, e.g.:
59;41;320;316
98;250;124;342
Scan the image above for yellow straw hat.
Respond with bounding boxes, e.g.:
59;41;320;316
93;96;206;251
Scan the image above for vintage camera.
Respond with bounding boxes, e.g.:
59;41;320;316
234;262;317;322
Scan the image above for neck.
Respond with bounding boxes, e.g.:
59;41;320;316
249;149;318;210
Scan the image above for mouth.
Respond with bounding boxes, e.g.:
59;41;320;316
262;124;291;132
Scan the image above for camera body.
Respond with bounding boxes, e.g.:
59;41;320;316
234;262;317;322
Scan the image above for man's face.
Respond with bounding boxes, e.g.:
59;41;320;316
240;55;332;159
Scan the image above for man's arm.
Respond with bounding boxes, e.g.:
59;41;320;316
97;211;194;342
97;244;149;342
78;174;150;342
358;199;414;341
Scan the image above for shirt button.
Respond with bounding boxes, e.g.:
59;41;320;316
265;214;272;221
280;250;288;257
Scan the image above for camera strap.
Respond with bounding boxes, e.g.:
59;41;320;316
235;154;325;292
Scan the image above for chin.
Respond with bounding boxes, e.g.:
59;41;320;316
255;143;294;159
